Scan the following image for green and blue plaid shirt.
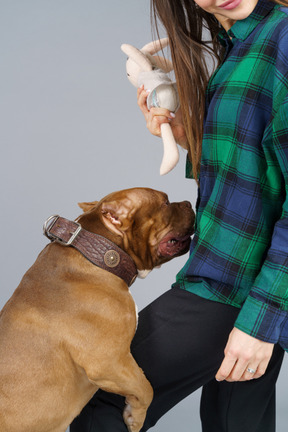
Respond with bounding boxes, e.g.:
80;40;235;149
175;0;288;351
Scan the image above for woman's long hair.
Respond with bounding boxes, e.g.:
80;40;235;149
151;0;225;179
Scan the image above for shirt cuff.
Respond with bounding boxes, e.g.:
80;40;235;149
234;293;287;344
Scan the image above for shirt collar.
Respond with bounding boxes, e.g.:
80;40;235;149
218;0;278;44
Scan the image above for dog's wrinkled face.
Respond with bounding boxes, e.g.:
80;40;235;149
78;188;195;272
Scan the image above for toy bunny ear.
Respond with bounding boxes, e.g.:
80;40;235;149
121;44;153;72
152;56;174;73
141;38;169;55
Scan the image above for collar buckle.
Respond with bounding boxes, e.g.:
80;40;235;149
43;215;82;246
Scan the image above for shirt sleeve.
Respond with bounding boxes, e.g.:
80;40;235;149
185;155;194;179
235;94;288;346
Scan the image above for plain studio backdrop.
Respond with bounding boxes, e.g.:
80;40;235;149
0;1;287;431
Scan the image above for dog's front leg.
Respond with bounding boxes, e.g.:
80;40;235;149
88;354;153;432
123;384;153;432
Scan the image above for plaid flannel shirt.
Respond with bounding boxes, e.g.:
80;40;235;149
174;0;288;351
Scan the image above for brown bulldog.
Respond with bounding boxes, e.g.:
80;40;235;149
0;187;195;432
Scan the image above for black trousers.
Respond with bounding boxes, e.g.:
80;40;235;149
70;287;284;432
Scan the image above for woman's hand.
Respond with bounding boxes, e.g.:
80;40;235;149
137;85;188;150
215;327;274;382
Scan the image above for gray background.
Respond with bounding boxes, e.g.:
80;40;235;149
0;1;286;430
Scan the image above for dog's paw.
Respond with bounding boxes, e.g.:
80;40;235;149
123;404;142;432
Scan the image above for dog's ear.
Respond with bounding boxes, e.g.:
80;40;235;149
78;201;99;212
101;200;133;235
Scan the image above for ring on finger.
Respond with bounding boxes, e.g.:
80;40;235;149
247;367;256;374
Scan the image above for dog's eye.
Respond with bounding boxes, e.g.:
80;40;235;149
163;200;170;207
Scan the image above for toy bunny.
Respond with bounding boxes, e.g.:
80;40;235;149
121;38;180;175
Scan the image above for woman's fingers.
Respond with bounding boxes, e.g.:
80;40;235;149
216;328;274;382
137;85;150;116
136;86;188;147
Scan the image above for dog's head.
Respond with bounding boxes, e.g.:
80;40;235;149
78;188;195;274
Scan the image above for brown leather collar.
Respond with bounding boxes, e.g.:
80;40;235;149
43;215;138;287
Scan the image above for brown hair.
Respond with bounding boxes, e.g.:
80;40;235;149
150;0;225;179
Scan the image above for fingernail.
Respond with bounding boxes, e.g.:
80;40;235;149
169;112;176;118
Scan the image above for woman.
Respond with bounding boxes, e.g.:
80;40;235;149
71;0;288;430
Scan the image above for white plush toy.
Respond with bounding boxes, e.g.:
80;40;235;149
121;38;180;175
